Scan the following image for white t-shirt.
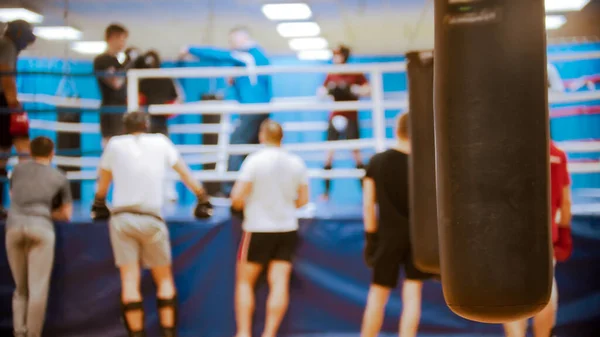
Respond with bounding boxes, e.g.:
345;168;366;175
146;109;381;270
238;146;308;233
100;133;180;213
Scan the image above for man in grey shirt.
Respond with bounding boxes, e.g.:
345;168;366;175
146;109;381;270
6;136;73;337
0;20;36;219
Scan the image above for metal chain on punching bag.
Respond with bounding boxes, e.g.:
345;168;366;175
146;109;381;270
433;0;552;323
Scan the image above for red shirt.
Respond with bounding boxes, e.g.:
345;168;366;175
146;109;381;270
323;73;368;120
550;142;570;243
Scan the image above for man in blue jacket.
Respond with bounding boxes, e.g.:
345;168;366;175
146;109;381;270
181;27;272;195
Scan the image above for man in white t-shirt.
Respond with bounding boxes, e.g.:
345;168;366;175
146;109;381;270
231;119;309;337
91;111;213;337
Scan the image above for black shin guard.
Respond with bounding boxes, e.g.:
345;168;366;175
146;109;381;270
157;295;178;337
323;164;332;196
121;301;145;337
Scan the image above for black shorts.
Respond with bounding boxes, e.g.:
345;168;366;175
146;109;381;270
99;108;125;138
371;240;435;288
238;231;299;265
327;116;360;141
0;94;28;149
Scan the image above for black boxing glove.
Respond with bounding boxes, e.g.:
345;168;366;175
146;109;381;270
194;194;213;219
90;196;110;220
364;232;378;268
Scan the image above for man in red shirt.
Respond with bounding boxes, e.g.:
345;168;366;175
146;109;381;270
317;45;371;200
504;141;573;337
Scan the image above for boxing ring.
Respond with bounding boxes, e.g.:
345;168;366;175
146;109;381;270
1;48;600;336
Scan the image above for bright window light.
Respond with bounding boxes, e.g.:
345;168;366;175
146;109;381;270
297;50;333;61
0;8;43;23
34;26;82;41
71;41;107;55
545;0;590;12
277;22;320;38
546;15;567;30
289;37;328;51
262;3;312;21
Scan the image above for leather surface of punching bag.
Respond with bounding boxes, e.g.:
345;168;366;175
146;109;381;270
433;0;552;323
406;51;440;275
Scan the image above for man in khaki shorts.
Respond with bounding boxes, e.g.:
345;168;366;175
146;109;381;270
91;111;213;337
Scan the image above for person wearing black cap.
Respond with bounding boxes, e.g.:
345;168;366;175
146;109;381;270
316;44;371;201
0;20;36;219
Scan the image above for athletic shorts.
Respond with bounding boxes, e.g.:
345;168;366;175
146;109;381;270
99;109;125;138
0;94;29;149
327;116;360;141
371;241;435;288
237;231;299;265
109;212;172;268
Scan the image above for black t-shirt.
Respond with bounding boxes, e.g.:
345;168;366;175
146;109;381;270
140;78;178;105
365;149;410;243
93;53;127;106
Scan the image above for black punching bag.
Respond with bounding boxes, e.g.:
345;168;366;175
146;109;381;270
433;0;552;323
406;51;440;275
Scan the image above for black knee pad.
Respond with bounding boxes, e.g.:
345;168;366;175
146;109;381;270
121;301;145;337
157;295;178;337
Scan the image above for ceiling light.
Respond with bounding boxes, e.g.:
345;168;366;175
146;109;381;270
545;15;567;30
289;37;328;51
262;3;312;21
277;22;320;38
71;41;107;55
34;26;82;41
0;8;43;23
297;50;333;61
545;0;590;12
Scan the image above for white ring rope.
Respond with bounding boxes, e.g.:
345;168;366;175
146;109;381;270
12;53;600;181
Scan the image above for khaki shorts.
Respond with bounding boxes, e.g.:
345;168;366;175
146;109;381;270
109;213;172;268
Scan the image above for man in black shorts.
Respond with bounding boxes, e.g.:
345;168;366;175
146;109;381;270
360;112;433;337
231;120;309;337
94;24;130;146
0;20;36;219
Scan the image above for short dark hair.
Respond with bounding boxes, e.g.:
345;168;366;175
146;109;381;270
396;112;409;140
335;44;351;63
123;111;148;134
30;136;54;158
105;24;128;41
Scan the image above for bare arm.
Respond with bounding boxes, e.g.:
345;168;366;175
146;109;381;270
363;177;377;233
95;169;113;199
231;181;252;210
172;158;206;198
0;64;18;107
295;184;309;208
559;186;572;227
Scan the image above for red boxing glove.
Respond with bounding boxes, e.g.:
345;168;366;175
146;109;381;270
9;108;29;137
554;227;573;262
166;99;178;119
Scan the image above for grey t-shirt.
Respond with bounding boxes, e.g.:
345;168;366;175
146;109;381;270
7;161;72;227
0;36;17;94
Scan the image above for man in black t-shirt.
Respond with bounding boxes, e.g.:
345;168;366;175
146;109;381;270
138;50;181;136
360;112;433;337
93;24;129;146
